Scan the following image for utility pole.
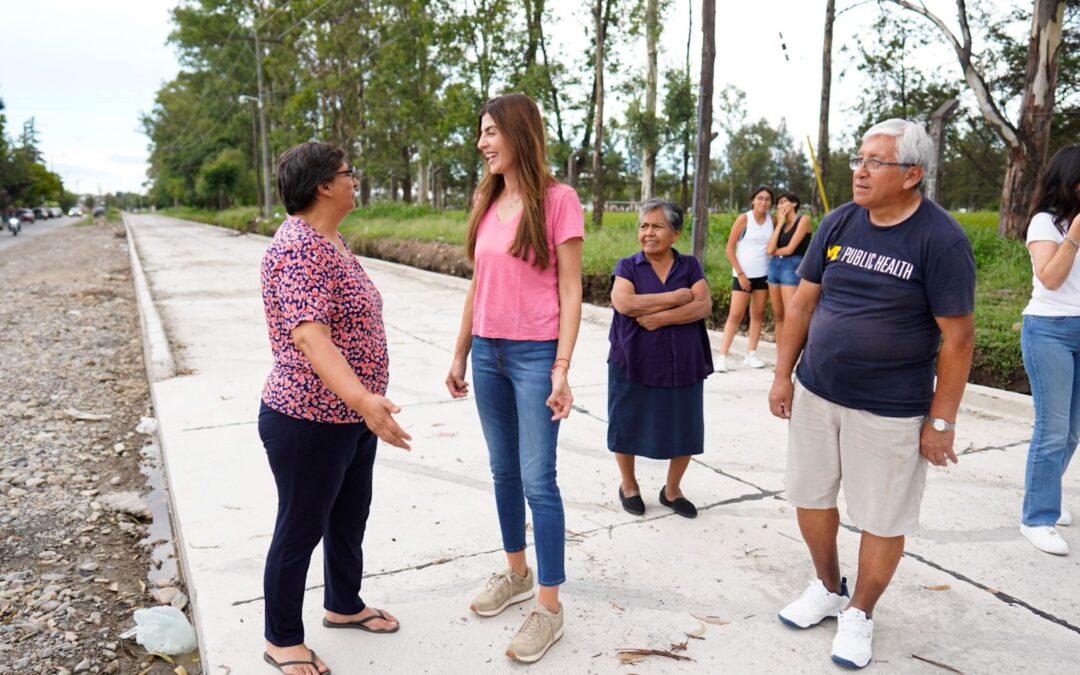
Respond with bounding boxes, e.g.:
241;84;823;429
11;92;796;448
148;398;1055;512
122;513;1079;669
690;0;716;266
254;31;273;218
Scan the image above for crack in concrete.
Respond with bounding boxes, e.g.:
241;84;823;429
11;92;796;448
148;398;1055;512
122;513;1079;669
692;458;774;494
229;488;779;606
182;420;256;432
383;322;454;353
834;523;1080;637
231;545;506;606
902;548;1080;637
959;439;1031;455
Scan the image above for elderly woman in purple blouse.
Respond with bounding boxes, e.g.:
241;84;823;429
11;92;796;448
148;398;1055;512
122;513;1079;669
608;198;714;518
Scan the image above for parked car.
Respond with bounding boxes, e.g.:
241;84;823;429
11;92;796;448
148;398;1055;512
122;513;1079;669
49;207;62;218
68;207;82;217
33;207;49;219
92;206;106;217
17;208;35;223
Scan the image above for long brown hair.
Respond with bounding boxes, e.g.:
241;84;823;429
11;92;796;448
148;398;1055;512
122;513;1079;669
1025;144;1080;238
465;93;555;270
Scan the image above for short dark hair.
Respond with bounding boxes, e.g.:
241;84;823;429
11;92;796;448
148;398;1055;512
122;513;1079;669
751;186;775;203
777;191;802;210
275;142;346;214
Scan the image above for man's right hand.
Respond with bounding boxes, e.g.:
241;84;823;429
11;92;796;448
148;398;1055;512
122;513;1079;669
355;393;412;450
769;377;794;419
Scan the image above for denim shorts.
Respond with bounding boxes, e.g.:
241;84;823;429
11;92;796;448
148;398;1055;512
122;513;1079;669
768;255;802;287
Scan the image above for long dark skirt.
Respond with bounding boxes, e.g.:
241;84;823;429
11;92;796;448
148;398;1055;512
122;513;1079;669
607;361;704;460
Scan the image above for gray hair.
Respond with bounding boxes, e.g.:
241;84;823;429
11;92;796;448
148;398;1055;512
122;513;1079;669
639;198;685;233
861;118;935;168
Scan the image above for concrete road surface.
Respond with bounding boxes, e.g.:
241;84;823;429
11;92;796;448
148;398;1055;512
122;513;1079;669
123;212;1079;674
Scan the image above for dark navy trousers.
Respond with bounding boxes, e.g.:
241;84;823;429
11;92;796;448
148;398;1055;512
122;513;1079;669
258;402;377;646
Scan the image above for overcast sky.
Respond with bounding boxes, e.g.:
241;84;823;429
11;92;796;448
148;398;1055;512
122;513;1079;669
0;0;989;195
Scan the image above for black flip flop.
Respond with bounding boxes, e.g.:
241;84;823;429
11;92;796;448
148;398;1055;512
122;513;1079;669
263;648;331;674
659;487;698;519
322;608;400;633
618;486;646;516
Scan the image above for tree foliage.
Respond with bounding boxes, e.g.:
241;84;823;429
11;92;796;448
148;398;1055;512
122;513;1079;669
0;105;69;212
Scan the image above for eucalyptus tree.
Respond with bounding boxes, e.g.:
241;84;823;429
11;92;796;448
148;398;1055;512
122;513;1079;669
883;0;1069;238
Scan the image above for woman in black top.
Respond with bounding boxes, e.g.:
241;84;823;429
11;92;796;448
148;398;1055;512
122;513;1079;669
766;192;812;349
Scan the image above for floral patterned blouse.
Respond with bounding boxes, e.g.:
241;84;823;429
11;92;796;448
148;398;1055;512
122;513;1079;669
260;216;388;423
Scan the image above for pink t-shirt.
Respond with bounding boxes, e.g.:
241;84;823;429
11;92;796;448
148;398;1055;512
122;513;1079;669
472;182;585;340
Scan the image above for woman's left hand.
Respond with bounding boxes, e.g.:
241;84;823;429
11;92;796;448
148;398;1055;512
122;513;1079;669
546;368;574;420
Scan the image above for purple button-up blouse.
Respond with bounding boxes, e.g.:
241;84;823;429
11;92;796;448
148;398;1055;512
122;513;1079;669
608;250;714;388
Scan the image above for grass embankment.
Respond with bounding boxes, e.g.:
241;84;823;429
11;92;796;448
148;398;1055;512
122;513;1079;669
166;203;1030;391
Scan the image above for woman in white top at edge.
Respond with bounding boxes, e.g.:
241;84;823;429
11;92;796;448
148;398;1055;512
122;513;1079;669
1018;144;1080;556
717;186;774;372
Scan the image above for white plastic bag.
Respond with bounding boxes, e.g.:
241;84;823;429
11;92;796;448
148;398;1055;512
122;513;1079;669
136;416;159;434
121;606;198;654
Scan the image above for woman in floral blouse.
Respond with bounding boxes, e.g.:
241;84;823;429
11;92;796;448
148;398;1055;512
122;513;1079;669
258;142;410;675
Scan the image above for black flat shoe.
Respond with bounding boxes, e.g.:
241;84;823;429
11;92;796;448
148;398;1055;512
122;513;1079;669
659;487;697;519
619;487;646;516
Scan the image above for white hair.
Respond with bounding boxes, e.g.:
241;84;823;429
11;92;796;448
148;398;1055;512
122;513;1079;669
861;118;935;168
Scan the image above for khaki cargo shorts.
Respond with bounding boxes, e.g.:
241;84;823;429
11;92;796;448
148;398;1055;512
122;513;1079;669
785;381;928;537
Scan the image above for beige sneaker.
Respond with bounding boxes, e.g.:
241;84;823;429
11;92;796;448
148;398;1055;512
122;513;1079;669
469;567;534;617
506;604;564;663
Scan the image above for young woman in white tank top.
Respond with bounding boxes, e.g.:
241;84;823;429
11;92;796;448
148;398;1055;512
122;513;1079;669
718;186;774;372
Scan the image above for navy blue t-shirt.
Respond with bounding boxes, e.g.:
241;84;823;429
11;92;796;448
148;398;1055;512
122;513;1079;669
609;250;714;388
795;199;976;417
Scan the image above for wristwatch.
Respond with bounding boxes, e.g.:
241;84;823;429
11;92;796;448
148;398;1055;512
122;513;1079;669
926;417;956;432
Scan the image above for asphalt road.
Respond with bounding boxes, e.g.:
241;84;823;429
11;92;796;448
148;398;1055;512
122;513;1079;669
0;216;82;253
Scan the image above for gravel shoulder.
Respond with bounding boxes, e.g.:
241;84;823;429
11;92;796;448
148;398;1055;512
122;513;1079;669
0;221;199;674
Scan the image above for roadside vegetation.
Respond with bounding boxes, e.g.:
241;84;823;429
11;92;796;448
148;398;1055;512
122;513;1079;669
166;204;1029;392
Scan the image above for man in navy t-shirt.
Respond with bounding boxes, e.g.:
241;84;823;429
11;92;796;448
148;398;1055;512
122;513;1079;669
768;119;976;669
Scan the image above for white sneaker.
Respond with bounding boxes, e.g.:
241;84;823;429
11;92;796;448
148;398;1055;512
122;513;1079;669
1020;524;1069;555
778;577;849;629
831;608;873;669
1059;507;1072;526
716;355;728;373
744;352;765;368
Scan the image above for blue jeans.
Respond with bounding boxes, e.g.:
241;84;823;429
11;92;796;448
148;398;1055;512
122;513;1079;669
471;337;566;586
1021;315;1080;526
767;255;803;286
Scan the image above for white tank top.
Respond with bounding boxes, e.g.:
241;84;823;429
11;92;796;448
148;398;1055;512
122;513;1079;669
734;210;773;278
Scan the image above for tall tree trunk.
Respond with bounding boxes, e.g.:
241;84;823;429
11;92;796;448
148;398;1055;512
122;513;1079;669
537;13;565;145
680;0;693;212
1001;0;1065;237
691;0;716;265
571;0;613;187
523;0;542;71
886;0;1065;238
401;146;413;203
640;0;659;203
418;150;429;207
815;0;835;214
591;0;606;228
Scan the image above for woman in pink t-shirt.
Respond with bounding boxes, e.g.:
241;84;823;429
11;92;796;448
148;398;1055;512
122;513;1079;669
446;93;584;664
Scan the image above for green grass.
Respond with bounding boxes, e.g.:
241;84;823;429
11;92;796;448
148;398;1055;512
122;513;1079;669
161;206;265;234
176;204;1029;389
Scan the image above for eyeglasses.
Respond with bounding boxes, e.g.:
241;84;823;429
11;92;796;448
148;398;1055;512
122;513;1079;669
849;157;916;172
334;166;357;179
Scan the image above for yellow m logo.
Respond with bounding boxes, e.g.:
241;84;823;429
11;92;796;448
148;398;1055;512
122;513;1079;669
826;245;842;262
